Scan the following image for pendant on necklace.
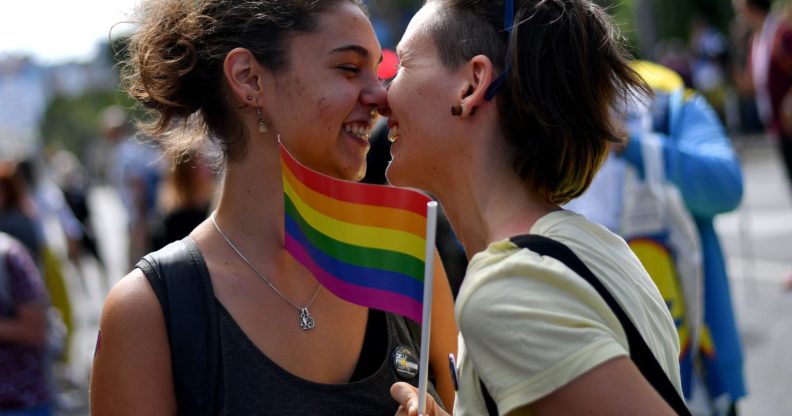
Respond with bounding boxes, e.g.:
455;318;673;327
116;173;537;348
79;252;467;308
299;307;316;331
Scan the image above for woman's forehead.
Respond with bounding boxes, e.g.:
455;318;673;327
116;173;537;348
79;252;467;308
397;4;438;57
297;3;381;59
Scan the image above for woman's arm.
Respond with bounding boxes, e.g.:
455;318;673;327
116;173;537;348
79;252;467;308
0;303;47;346
517;356;676;416
90;269;177;415
429;251;459;410
0;236;47;346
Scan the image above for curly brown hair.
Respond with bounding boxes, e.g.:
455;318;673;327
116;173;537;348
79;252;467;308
121;0;365;161
425;0;651;204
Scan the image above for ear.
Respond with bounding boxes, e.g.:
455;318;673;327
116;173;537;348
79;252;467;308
456;54;496;118
223;47;266;107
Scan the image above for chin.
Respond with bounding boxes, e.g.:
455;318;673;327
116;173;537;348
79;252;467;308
349;166;366;182
384;161;411;188
338;161;366;182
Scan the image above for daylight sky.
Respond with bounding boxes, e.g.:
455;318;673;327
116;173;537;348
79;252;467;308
0;0;139;64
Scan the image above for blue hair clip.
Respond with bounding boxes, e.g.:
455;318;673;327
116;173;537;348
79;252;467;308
485;0;515;101
504;0;515;33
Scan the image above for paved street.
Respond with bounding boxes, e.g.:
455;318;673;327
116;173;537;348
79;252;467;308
54;135;791;415
50;185;128;415
716;136;792;415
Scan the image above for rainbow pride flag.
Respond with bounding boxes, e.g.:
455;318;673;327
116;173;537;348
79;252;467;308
280;143;433;323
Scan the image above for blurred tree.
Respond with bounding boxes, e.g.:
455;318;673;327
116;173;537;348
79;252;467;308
595;0;736;60
648;0;733;41
39;89;137;159
623;0;734;59
39;35;142;160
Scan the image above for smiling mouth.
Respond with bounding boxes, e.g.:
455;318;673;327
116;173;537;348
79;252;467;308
343;121;372;141
387;124;400;143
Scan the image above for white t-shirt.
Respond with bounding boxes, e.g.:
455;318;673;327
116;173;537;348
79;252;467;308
453;210;681;416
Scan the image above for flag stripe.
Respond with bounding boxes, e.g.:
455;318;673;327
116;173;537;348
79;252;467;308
282;160;427;238
280;146;430;216
285;234;423;323
285;197;425;281
284;181;426;260
285;215;424;302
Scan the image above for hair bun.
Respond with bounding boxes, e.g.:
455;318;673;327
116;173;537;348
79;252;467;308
123;1;206;128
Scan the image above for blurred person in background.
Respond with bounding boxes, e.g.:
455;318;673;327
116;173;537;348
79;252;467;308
733;0;792;190
690;15;732;122
0;231;54;416
99;106;164;267
1;160;72;413
0;162;42;265
656;38;694;88
48;149;104;273
149;148;217;251
16;158;83;268
732;0;792;289
567;61;746;416
10;158;75;383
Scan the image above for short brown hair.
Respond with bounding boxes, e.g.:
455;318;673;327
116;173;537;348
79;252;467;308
121;0;365;161
426;0;650;204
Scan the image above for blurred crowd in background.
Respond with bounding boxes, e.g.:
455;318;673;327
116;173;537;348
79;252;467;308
1;0;792;415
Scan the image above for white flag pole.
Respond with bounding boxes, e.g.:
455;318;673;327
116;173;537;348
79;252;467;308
417;201;438;416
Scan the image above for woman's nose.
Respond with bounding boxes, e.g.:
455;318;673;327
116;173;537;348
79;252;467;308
362;72;388;109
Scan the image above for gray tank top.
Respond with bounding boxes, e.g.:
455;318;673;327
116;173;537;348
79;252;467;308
141;238;441;415
218;303;437;415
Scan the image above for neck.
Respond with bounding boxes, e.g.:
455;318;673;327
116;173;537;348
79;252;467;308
213;135;284;255
432;135;557;259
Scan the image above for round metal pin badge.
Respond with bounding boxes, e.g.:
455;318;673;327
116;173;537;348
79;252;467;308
391;345;420;380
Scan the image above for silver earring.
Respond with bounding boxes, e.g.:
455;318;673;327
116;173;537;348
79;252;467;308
256;107;269;134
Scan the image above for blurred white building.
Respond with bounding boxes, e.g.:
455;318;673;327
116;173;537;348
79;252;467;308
0;51;115;160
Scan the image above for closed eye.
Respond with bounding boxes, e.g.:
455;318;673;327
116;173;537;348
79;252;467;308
338;65;361;74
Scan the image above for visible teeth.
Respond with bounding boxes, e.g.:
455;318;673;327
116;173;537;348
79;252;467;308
343;122;372;140
387;125;399;143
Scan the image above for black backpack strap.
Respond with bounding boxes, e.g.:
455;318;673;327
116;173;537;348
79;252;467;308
136;237;221;415
480;378;499;416
479;234;688;416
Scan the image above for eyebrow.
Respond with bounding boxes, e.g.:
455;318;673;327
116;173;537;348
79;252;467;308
330;45;383;63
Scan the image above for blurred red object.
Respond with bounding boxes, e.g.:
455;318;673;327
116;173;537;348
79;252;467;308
378;49;399;81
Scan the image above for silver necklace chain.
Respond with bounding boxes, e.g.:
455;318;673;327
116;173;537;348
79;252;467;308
210;212;319;331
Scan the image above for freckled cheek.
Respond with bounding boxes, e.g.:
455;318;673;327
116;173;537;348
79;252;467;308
313;99;340;135
316;91;358;119
317;97;330;113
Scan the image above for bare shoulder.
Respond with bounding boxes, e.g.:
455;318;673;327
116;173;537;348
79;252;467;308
90;269;176;415
100;269;163;326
